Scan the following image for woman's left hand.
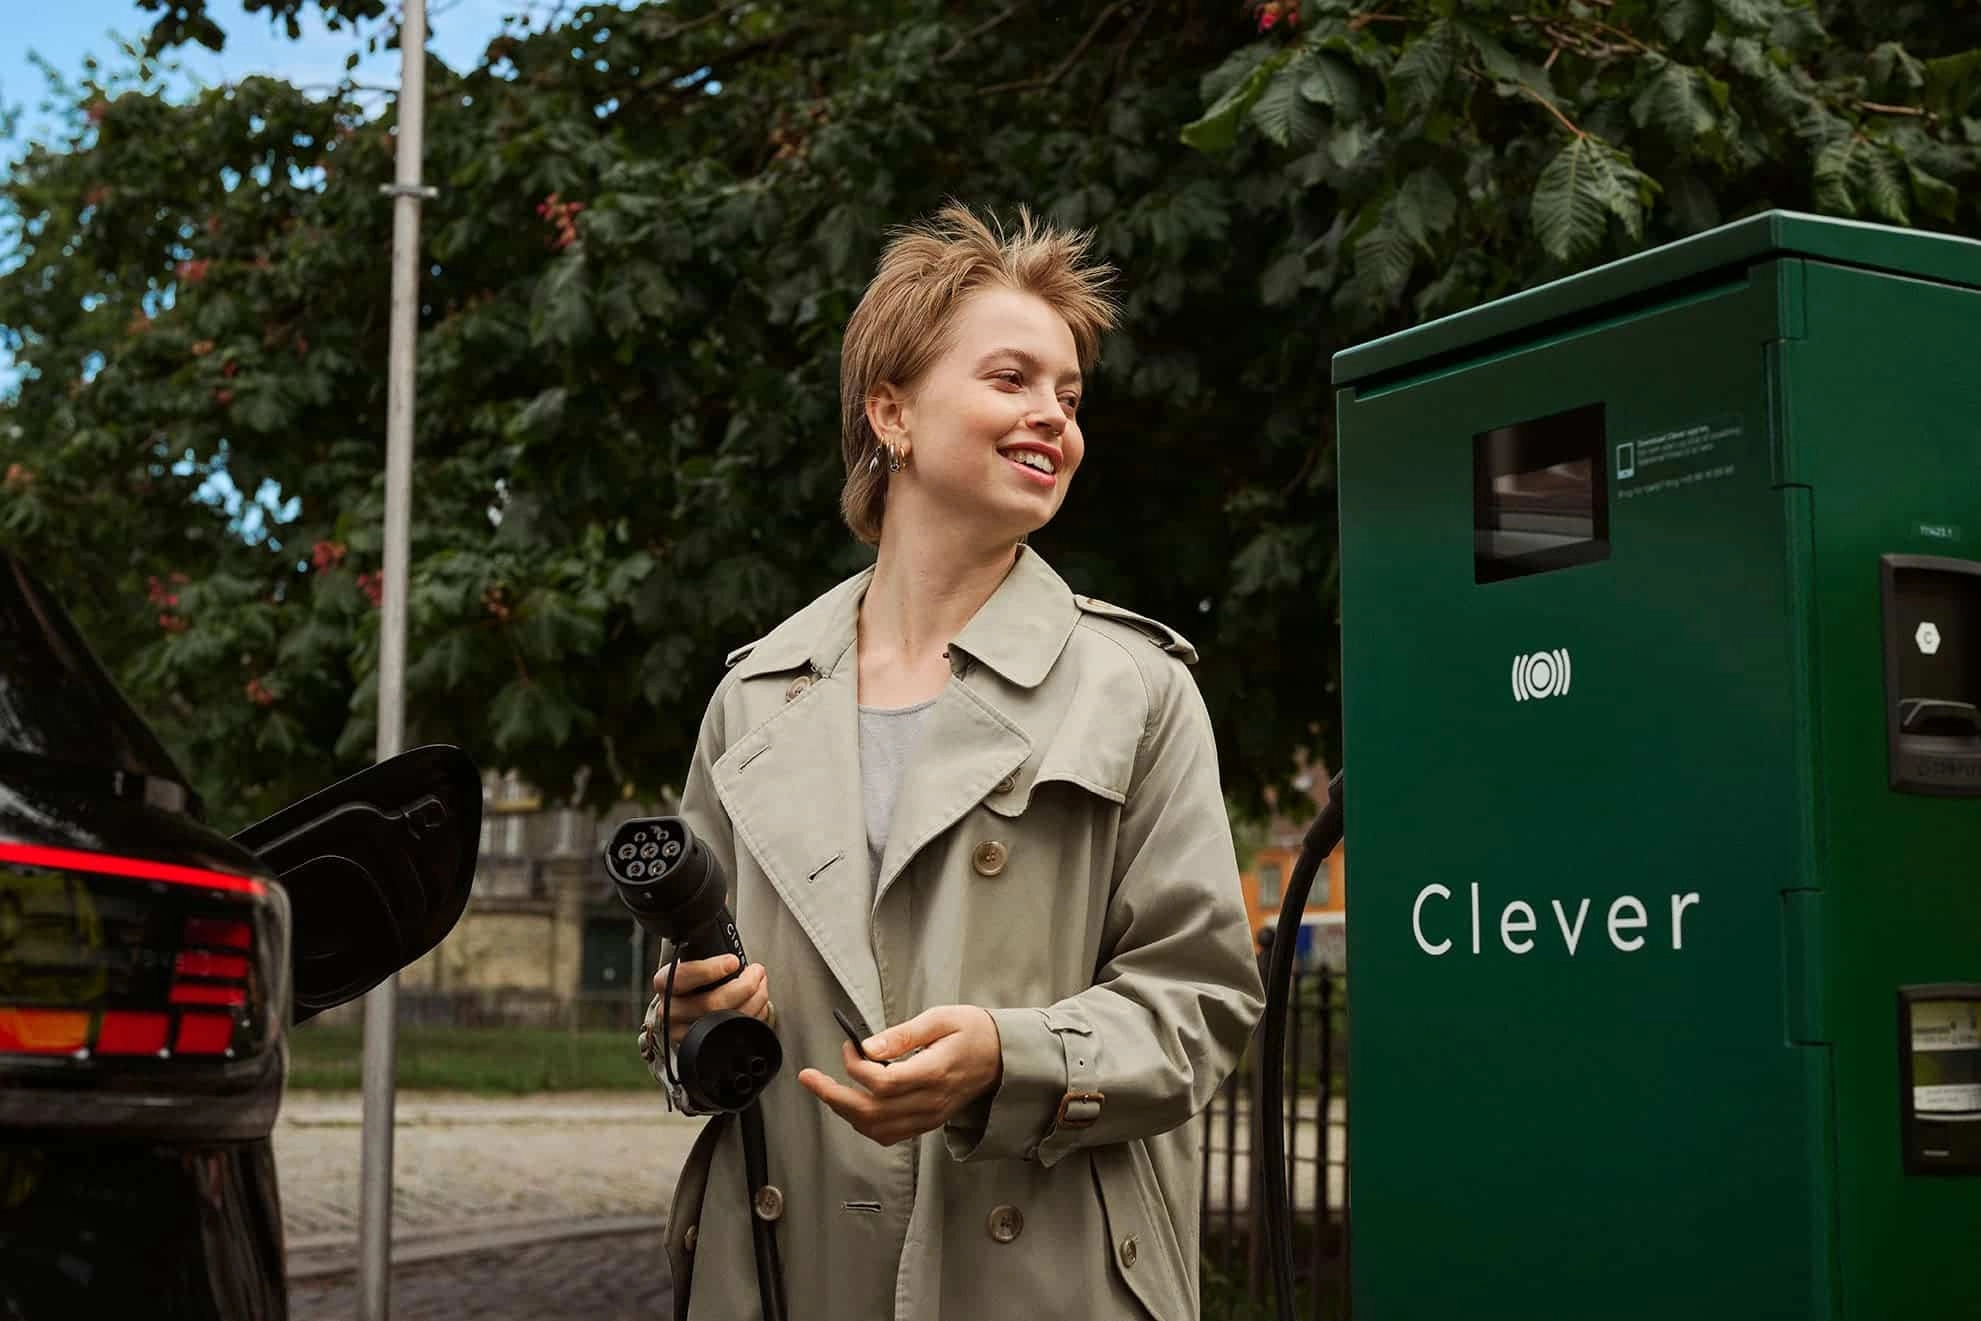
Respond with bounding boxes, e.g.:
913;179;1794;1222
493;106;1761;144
798;1005;1004;1147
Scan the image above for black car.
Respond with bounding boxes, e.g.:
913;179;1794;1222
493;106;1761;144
0;550;480;1319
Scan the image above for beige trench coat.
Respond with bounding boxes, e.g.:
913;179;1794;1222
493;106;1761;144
658;546;1265;1321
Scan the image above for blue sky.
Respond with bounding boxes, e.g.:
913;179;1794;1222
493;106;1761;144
4;0;527;166
2;2;540;536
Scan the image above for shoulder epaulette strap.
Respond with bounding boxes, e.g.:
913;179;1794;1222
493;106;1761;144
1072;594;1198;664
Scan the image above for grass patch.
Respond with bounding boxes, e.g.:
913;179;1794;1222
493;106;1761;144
287;1024;654;1093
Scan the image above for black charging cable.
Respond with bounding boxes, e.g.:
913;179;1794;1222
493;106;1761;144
1261;771;1345;1321
605;818;786;1321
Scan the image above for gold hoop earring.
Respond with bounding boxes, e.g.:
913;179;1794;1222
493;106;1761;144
887;443;904;473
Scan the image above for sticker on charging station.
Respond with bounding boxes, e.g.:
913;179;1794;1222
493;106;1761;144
1615;416;1741;501
1910;1000;1981;1115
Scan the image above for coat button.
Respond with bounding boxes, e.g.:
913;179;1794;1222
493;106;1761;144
784;674;815;702
993;772;1017;795
972;840;1009;877
684;1225;698;1254
753;1185;785;1222
1119;1234;1138;1268
986;1205;1024;1243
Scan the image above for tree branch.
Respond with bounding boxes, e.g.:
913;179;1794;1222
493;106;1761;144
1858;100;1929;118
1522;84;1584;138
941;5;1021;63
978;0;1128;96
1105;1;1154;99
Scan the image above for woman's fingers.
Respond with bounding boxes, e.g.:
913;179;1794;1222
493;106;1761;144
651;953;743;997
663;963;769;1045
797;1067;947;1147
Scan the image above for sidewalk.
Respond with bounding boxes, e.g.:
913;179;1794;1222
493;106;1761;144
276;1090;706;1317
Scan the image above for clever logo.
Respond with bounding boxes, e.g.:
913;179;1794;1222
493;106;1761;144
1512;649;1572;702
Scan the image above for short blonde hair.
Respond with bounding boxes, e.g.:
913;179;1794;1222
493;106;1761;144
838;201;1120;545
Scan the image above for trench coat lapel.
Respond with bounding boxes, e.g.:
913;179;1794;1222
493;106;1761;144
872;679;1028;909
874;548;1080;910
710;580;887;1036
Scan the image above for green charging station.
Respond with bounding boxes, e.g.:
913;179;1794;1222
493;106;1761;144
1333;212;1980;1319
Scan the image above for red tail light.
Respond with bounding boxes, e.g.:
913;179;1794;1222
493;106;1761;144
0;843;285;1069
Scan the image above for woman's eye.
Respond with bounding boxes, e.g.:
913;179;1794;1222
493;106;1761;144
992;371;1023;387
1060;396;1080;413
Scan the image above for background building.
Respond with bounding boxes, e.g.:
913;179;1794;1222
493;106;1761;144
1238;763;1347;971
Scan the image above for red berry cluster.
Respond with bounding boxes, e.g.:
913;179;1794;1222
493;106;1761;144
148;572;190;633
245;677;278;707
536;193;585;251
311;540;348;572
176;259;211;285
3;463;31;491
1255;0;1301;31
357;571;385;608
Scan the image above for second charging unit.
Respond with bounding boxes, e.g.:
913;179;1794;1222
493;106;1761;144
1333;212;1980;1319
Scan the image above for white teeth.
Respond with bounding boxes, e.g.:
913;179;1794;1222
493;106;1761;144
1006;450;1055;475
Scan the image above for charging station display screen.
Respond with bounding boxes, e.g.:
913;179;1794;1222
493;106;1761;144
1474;403;1611;584
1910;999;1981;1116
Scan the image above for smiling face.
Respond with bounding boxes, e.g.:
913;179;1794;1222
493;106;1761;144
871;287;1086;547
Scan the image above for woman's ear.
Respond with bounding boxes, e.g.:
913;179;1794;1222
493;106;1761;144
865;382;912;446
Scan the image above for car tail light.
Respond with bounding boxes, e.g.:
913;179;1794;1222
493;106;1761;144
0;841;289;1137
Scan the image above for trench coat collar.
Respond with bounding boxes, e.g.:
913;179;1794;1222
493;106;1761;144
727;544;1081;690
713;547;1080;1034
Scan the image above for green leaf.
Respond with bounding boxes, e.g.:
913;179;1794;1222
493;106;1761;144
1714;0;1779;34
1456;21;1524;89
1388;19;1456;120
1182;49;1290;153
1770;3;1827;53
510;386;567;440
1657;0;1715;45
1395;168;1458;243
1200;42;1275;106
1299;54;1362;116
1251;62;1327;149
1260;251;1308;307
1868;42;1927;98
1908;162;1959;223
1531;136;1648;263
1328;121;1370;170
1921;49;1981;117
1353;205;1417;306
1862;147;1910;224
1813;137;1866;215
529;254;593;349
489;678;590;753
1633;63;1719;143
1664;172;1723;234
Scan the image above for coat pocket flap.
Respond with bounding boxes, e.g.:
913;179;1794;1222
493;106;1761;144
1089;1142;1194;1321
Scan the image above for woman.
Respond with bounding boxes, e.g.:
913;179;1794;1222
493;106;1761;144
647;203;1265;1320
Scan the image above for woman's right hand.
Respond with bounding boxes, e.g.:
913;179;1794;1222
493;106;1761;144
650;955;772;1047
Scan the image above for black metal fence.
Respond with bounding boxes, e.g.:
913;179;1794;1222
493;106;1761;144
1199;966;1349;1320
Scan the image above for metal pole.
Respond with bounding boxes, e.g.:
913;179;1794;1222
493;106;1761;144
359;1;433;1316
630;917;646;1028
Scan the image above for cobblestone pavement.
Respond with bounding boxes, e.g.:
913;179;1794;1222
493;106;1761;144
288;1227;672;1321
275;1090;704;1317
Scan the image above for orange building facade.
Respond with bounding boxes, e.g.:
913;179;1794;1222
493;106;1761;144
1237;769;1347;970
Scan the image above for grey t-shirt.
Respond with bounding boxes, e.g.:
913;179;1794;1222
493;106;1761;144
859;698;936;892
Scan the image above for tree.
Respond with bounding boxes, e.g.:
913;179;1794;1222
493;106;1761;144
1184;0;1981;325
2;0;1977;831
